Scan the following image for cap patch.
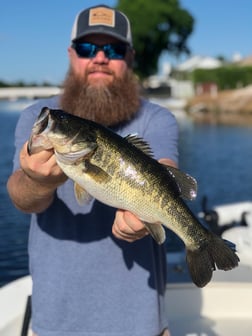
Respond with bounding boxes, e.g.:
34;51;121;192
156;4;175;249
89;7;115;27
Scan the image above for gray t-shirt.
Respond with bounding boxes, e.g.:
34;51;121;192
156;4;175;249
13;96;178;336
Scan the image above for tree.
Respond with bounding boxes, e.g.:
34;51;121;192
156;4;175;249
116;0;194;78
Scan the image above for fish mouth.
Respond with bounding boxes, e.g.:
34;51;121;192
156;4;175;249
27;108;93;157
33;107;51;134
27;107;54;155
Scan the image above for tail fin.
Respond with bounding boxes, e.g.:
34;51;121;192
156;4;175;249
186;234;240;288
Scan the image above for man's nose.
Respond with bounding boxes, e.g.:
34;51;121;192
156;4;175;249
92;50;109;63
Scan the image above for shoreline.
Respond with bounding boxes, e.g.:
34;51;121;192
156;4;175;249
186;85;252;125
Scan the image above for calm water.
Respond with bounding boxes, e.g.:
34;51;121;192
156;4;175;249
0;101;31;287
1;99;252;287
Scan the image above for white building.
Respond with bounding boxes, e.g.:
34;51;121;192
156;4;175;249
176;55;222;72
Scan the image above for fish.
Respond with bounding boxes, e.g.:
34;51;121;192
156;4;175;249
28;107;239;287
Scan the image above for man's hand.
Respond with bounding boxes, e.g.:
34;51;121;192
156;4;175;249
20;141;67;186
112;210;149;242
7;141;67;213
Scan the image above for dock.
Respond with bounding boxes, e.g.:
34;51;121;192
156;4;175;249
0;87;61;100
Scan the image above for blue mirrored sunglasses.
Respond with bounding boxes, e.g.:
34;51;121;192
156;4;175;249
72;42;128;60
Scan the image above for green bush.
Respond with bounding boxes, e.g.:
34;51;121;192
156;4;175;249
192;66;252;90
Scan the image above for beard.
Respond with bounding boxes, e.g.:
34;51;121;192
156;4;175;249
59;66;141;126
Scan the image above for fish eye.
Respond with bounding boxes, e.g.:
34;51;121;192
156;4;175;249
52;109;71;121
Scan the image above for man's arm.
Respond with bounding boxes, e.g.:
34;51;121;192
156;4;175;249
7;141;67;213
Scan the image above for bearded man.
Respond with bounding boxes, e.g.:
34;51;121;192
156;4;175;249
7;5;178;336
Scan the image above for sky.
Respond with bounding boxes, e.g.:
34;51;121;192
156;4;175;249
1;0;252;84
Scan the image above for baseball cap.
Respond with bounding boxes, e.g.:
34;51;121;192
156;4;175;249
71;5;133;46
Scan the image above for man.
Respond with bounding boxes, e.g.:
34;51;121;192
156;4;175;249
7;5;178;336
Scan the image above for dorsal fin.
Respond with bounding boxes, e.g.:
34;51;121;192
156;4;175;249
162;164;198;201
125;134;154;157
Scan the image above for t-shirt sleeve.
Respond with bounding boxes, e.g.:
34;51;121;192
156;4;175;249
141;102;179;165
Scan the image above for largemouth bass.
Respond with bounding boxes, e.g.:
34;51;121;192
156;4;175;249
28;107;239;287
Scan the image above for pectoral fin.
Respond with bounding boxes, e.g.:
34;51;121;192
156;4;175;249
73;162;112;204
84;161;112;184
74;183;93;205
143;222;166;245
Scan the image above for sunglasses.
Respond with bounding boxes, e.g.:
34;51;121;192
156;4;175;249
72;42;128;60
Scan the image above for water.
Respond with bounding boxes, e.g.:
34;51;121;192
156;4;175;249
178;120;252;213
0;100;32;287
1;100;252;287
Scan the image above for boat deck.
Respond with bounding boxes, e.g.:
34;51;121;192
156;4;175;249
1;260;252;336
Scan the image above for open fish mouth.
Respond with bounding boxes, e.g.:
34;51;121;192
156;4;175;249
27;107;54;155
32;107;51;133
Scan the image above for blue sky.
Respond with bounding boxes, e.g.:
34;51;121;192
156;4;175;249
1;0;252;84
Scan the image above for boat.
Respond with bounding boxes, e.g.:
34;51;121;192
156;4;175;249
199;197;252;268
1;199;252;336
0;275;32;336
166;252;252;336
1;267;252;336
1;263;252;336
